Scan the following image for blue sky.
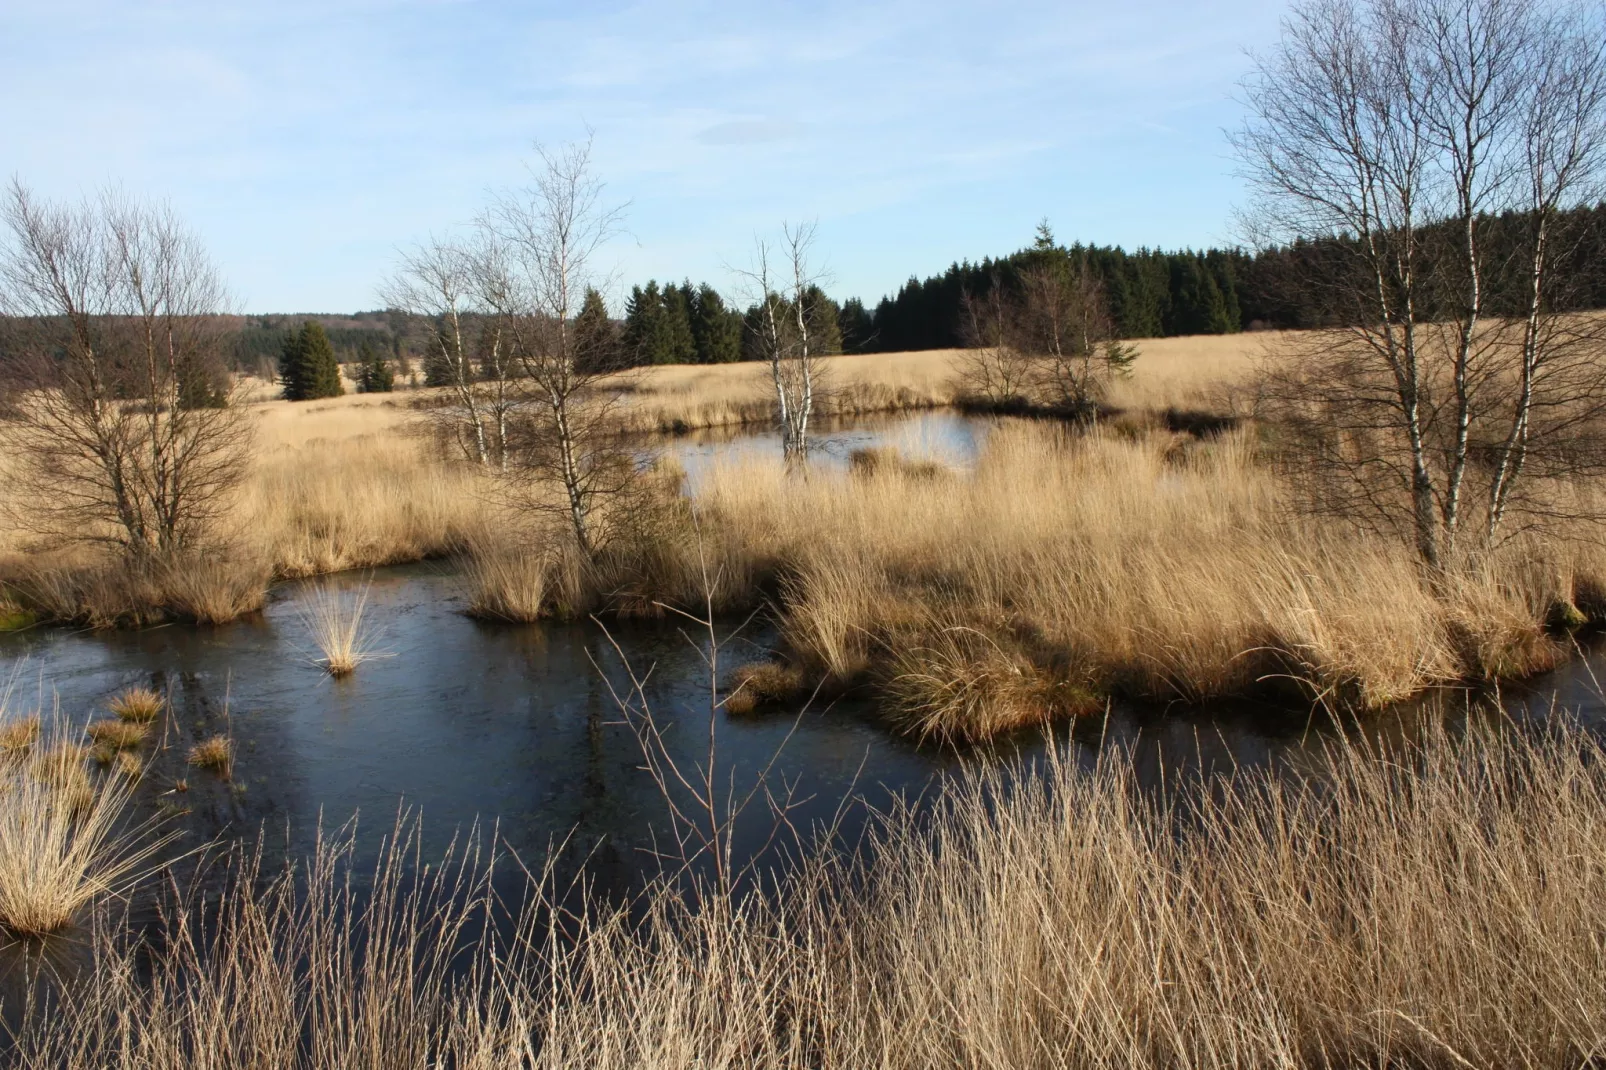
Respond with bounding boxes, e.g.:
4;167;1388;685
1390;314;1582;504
0;0;1288;313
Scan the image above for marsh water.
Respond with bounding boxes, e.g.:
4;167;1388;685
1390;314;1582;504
0;410;1602;895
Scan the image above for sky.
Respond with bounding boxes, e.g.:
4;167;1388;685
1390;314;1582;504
0;0;1290;314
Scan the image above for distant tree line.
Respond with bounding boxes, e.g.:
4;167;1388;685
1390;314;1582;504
862;203;1606;351
616;279;844;366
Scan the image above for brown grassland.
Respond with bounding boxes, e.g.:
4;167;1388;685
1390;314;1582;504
2;332;1601;742
2;334;1606;1065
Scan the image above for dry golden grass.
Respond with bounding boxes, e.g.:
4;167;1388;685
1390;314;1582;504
723;661;805;715
187;735;232;778
0;337;1263;628
0;718;172;937
672;423;1597;739
0;712;40;758
108;686;164;724
85;719;148;751
461;540;566;623
15;719;1606;1067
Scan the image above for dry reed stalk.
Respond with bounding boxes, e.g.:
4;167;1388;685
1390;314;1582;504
12;718;1606;1067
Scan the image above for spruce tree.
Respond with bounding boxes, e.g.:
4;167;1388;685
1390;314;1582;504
281;321;344;400
690;283;742;363
659;282;698;364
803;286;843;354
356;341;394;392
574;287;621;372
837;297;875;353
622;282;668;365
278;328;306;400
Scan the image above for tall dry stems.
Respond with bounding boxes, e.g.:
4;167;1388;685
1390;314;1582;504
11;716;1606;1067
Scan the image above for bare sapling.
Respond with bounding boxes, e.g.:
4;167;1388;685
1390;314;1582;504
955;233;1136;418
738;222;831;465
590;517;829;901
381;234;521;467
477;138;633;562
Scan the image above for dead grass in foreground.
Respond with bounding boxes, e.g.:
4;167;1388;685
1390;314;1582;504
11;719;1606;1068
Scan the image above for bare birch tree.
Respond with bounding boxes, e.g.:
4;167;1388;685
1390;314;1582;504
1236;0;1606;567
739;223;829;464
477;139;627;560
0;182;250;558
380;237;509;466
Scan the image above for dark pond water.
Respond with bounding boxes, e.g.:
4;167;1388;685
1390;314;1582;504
0;411;1601;896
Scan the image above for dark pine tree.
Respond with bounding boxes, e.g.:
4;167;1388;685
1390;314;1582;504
622;282;667;366
838;297;875;353
690;283;743;363
281;321;344;400
574;287;622;372
356;340;394;393
659;282;699;364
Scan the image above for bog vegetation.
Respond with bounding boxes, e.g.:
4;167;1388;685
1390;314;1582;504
0;0;1604;1063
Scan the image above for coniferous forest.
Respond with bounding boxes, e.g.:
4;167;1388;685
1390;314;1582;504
18;202;1594;384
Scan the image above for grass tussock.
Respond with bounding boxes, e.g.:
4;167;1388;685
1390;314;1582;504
882;621;1099;742
108;686;164;724
300;579;388;676
14;719;1606;1067
0;552;270;629
187;735;232;778
0;718;171;937
723;661;806;715
461;541;576;623
85;719;148;751
0;713;41;758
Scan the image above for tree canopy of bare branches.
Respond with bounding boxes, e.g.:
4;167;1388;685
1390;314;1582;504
0;182;250;559
957;234;1138;417
476;140;629;559
1236;0;1606;566
380;235;519;467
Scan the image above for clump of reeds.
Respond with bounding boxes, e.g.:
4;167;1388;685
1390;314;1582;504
113;751;143;782
187;735;232;778
299;578;389;677
848;445;948;481
107;686;164;724
723;660;805;715
462;543;559;623
156;552;271;624
0;719;173;937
